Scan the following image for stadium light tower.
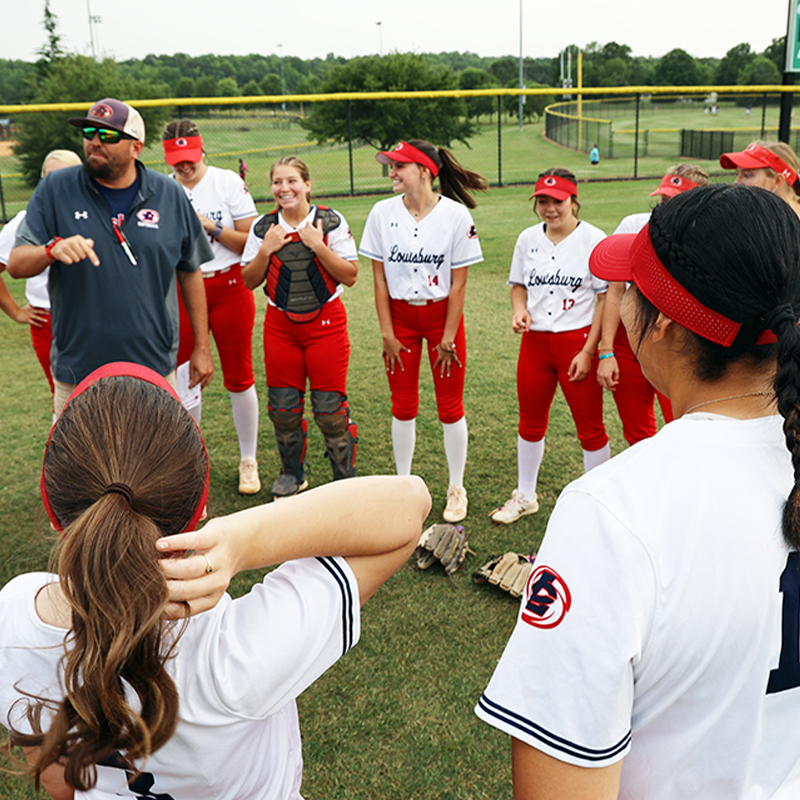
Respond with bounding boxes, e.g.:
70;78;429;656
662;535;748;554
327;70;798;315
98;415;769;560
86;0;101;59
518;0;524;131
377;22;383;56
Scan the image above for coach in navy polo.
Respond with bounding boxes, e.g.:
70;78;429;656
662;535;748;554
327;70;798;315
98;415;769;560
8;97;215;413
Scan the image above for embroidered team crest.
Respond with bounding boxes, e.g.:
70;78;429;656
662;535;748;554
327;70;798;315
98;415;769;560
175;138;189;148
543;176;558;187
92;103;114;118
521;565;571;629
137;209;160;224
467;224;478;239
669;176;684;188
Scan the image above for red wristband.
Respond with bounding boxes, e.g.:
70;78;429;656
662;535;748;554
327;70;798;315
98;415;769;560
44;237;63;260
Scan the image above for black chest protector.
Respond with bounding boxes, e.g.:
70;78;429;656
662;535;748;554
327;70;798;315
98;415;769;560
254;206;342;323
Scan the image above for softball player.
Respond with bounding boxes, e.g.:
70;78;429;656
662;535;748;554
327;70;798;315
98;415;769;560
597;164;709;444
478;184;800;799
720;140;800;216
0;360;430;800
162;120;260;495
0;150;82;399
359;139;487;523
491;169;609;524
241;156;358;499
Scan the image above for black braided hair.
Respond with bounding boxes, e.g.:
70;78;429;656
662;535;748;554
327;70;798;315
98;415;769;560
644;184;800;548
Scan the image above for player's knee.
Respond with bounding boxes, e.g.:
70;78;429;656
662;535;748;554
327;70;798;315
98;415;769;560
268;387;304;429
311;390;348;436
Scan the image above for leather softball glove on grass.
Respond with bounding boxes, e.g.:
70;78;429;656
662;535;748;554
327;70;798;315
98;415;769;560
472;552;535;598
415;523;473;577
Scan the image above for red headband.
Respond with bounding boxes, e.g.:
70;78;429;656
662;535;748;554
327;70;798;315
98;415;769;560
375;142;440;177
589;226;781;347
162;134;204;166
530;174;578;202
650;174;701;198
719;144;798;185
41;362;209;536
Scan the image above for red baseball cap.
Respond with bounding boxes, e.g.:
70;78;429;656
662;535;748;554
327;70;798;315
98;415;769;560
163;134;204;166
649;174;701;199
529;174;578;202
589;227;779;347
375;142;440;177
719;143;798;184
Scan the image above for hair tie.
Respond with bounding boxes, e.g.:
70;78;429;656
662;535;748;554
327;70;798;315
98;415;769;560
103;482;134;505
760;304;798;336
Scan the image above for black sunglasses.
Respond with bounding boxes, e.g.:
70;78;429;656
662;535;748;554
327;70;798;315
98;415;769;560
81;126;133;144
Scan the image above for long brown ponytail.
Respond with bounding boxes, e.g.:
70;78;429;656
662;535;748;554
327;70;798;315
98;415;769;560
16;376;207;791
406;139;488;209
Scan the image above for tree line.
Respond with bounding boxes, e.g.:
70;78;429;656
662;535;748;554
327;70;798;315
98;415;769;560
0;38;786;107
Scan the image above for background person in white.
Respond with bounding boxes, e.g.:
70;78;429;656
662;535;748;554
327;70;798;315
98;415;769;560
162;119;261;495
477;184;800;799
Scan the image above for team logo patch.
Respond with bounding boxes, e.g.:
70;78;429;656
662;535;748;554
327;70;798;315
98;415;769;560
521;565;571;629
543;176;558;187
669;176;683;187
467;224;478;239
137;209;160;224
175;138;188;148
91;103;114;118
241;184;250;195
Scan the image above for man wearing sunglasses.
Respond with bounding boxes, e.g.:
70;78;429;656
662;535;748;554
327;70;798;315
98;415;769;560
7;97;215;415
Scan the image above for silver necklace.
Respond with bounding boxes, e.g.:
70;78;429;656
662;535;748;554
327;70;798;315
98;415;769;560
684;390;772;416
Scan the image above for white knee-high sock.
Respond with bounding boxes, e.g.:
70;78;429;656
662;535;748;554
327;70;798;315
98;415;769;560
583;442;611;472
442;417;468;488
230;385;259;460
518;436;545;500
392;417;416;475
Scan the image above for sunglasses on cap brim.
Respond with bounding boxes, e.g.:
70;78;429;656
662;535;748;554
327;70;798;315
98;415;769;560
81;126;134;144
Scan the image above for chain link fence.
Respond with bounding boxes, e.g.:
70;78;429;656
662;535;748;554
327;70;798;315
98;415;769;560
1;86;798;222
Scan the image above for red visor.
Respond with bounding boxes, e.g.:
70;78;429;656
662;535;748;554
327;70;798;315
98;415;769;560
719;144;798;185
375;142;440;177
650;174;700;198
163;134;204;166
589;227;781;347
530;174;578;202
41;362;209;535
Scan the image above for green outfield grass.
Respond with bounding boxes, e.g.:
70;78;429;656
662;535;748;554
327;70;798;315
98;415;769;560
0;95;764;218
0;179;704;799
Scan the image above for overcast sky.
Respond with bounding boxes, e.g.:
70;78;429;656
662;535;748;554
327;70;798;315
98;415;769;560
5;0;791;65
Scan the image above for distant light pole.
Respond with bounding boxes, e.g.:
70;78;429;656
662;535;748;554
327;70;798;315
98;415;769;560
278;43;286;113
518;0;524;131
376;22;383;56
86;0;101;59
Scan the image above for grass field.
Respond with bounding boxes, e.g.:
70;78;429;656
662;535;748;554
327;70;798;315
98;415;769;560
0;95;765;219
0;179;704;798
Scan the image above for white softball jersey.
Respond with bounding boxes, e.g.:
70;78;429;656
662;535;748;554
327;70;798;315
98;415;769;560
614;212;651;236
508;221;608;333
477;413;800;799
358;194;483;301
0;556;360;800
172;165;257;273
0;210;50;308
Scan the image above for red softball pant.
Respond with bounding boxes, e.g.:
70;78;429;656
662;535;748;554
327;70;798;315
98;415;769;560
30;311;54;394
387;298;466;424
612;325;673;445
264;297;350;393
517;327;608;451
177;264;256;393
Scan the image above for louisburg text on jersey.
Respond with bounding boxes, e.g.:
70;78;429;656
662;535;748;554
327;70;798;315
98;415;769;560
387;244;446;268
527;267;583;293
